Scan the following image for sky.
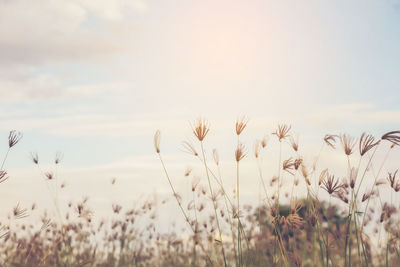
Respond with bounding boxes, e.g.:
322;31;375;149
0;0;399;228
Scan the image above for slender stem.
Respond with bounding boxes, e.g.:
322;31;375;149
200;141;227;267
0;148;10;171
236;159;241;267
194;154;250;250
157;153;214;266
217;165;238;267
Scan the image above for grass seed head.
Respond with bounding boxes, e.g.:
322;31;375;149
235;143;247;162
55;151;63;164
235;115;249;136
289;134;299;152
30;152;39;165
8;130;22;148
359;132;380;156
273;124;291;142
212;149;219;165
182;139;198;156
340;133;356;156
381;131;400;147
0;171;8;184
324;134;338;149
191;118;210;142
154;130;161;153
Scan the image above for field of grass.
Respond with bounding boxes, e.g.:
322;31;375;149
0;120;399;267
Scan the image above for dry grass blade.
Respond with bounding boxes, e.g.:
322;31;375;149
359;132;380;156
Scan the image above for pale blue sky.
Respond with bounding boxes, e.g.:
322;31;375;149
0;0;399;221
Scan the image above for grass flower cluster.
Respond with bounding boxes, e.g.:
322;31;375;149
0;122;399;267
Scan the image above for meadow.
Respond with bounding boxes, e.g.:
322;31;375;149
0;119;399;267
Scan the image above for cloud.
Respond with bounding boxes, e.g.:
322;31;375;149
0;0;146;102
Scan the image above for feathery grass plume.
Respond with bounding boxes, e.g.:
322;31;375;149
290;200;302;214
191;177;200;192
319;169;329;186
184;166;192;177
40;219;52;232
334;190;349;204
0;226;10;240
272;124;291;141
112;204;122;214
294;158;302;170
362;190;376;202
0;171;8;184
289;134;299;152
154;130;161;153
261;135;269;148
8;130;22;148
45;172;54;180
381;130;400;146
30;152;39;164
387;170;399;192
55;151;63;164
359;132;380;156
182;139;198;156
254;139;261;158
282;158;295;175
235;115;249;135
286;212;304;230
235;143;247;162
191;118;210;141
324;134;338;149
13;203;28;219
301;165;311;185
212;148;219;165
349;167;358;189
340;133;356;155
321;173;343;195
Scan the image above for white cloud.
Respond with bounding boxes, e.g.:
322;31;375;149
0;0;146;102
